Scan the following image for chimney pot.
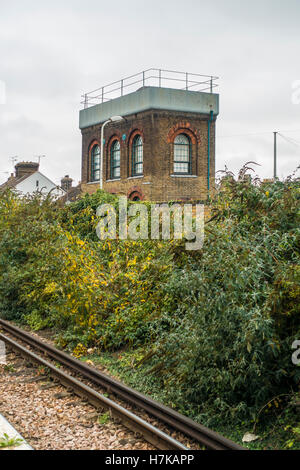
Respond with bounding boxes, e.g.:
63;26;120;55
15;162;39;179
61;175;73;192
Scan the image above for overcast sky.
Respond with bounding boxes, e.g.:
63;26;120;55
0;0;299;185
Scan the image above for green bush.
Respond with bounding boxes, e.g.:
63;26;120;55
139;176;300;424
0;190;174;350
0;172;299;425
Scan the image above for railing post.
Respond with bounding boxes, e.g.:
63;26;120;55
82;70;218;109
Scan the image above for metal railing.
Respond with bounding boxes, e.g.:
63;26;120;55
81;68;219;109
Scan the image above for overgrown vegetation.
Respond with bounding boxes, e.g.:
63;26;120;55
0;166;299;445
0;433;23;449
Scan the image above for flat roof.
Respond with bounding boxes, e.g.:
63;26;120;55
79;86;219;130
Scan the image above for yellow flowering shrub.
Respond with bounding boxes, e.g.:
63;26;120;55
0;190;175;350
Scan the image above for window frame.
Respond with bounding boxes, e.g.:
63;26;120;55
90;144;101;182
131;135;144;177
173;133;192;175
110;139;121;180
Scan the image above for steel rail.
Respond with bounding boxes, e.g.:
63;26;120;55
0;319;245;451
0;332;187;451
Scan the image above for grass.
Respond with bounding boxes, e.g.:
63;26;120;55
0;433;23;449
4;364;15;373
98;412;110;425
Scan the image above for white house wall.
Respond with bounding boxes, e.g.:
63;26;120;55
15;172;65;198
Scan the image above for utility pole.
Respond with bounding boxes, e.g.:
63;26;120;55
274;132;278;180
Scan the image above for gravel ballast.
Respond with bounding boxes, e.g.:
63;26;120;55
0;349;154;451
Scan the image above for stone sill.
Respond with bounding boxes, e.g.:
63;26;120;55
171;175;198;178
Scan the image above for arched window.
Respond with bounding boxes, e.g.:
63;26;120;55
91;144;100;182
110;140;121;179
174;134;191;175
132;135;143;176
129;190;143;202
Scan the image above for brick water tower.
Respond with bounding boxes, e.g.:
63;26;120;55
79;69;219;202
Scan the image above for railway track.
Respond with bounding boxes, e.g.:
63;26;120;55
0;319;245;451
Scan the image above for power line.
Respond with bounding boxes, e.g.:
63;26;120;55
276;129;300;134
218;129;300;139
278;133;300;147
218;131;272;139
273;132;300;180
218;130;299;180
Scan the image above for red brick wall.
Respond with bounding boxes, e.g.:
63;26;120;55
81;109;216;202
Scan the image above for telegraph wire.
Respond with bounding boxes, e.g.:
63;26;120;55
278;133;300;147
218;129;300;139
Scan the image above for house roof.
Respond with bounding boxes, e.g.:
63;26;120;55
0;174;29;190
59;185;82;204
0;171;66;194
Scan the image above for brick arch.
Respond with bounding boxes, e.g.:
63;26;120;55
105;132;122;153
106;134;121;154
167;122;200;145
168;123;200;177
88;139;100;182
127;129;145;178
128;186;145;201
127;128;145;147
89;139;100;152
106;135;122;180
